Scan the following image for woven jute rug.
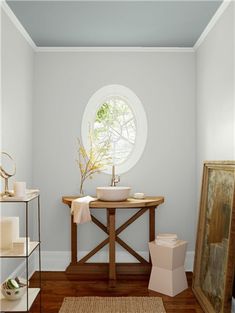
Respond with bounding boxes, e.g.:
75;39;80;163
59;296;166;313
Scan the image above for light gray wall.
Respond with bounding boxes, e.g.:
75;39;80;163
1;0;233;275
1;10;34;183
34;51;196;257
1;8;34;281
196;2;235;198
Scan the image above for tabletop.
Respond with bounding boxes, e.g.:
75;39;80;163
62;196;164;208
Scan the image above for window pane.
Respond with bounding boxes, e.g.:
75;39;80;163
93;96;136;165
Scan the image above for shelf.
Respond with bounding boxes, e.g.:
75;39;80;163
0;190;39;202
0;288;40;312
0;189;41;312
0;242;39;258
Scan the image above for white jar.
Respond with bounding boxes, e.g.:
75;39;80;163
13;182;26;197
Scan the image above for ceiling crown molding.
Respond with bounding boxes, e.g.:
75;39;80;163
194;0;232;50
36;47;194;53
1;0;37;51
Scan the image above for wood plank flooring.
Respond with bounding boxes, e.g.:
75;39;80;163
30;272;203;313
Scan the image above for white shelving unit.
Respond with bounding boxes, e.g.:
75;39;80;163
0;190;41;312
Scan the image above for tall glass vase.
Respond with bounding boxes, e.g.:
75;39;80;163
79;179;85;197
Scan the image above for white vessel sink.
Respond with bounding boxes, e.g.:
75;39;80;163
96;186;131;201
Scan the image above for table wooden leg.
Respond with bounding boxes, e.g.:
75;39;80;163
107;210;110;234
149;206;156;263
108;208;116;281
71;215;77;264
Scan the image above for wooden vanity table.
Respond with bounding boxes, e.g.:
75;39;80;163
62;196;164;281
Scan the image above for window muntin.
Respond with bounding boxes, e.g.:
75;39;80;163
93;96;136;165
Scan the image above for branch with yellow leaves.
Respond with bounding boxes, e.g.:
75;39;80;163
76;131;111;195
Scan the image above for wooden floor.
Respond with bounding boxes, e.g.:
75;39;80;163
30;272;203;313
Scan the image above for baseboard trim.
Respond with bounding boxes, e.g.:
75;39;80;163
5;255;36;281
41;250;194;272
5;250;194;280
184;251;195;272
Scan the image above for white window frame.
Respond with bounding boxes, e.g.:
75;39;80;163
81;84;148;175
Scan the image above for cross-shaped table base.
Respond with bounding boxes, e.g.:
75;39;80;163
62;196;164;282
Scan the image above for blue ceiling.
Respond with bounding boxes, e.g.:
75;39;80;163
6;1;222;47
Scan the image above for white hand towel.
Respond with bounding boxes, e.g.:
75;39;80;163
71;196;97;224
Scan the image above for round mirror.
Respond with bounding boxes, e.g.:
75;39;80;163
0;152;16;197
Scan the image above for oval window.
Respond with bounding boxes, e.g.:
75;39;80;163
81;85;147;174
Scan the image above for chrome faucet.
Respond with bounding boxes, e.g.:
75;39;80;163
110;165;120;186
